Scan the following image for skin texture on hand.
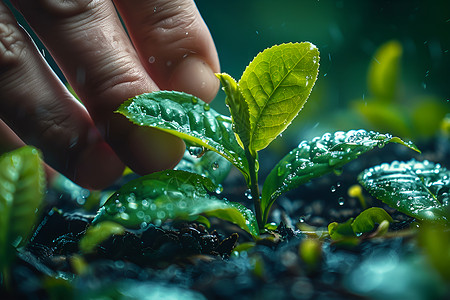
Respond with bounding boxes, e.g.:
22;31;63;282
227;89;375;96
0;0;220;189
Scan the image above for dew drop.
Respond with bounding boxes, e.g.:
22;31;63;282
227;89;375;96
338;197;345;206
204;103;210;111
188;146;205;157
330;186;336;193
212;161;219;170
215;184;223;194
148;56;156;63
245;189;253;200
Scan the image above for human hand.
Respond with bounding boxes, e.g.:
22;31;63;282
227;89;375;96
0;0;220;189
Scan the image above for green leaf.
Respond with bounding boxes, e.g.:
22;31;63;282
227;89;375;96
261;130;419;223
358;160;450;223
351;207;393;235
328;207;393;242
116;91;250;183
93;170;259;236
79;221;125;254
328;219;357;241
239;42;320;151
0;147;45;273
417;223;450;281
216;73;251;149
352;101;412;137
411;98;450;138
367;40;402;101
175;149;231;186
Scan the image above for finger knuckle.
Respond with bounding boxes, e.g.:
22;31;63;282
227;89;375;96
144;1;199;44
0;21;27;69
15;0;94;18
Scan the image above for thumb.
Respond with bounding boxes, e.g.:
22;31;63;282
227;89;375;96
114;0;220;102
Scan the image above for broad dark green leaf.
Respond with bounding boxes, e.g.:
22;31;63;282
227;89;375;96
358;160;450;223
79;221;125;254
175;149;231;186
116;91;250;183
261;130;419;223
239;42;320;151
93;170;258;236
216;73;251;149
0;147;45;272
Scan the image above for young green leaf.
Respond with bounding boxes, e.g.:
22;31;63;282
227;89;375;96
93;170;259;236
261;130;419;224
116;91;250;183
367;40;402;101
79;221;125;254
328;219;357;242
238;42;320;152
328;207;393;241
351;207;393;235
358;160;450;223
216;73;251;149
0;147;45;275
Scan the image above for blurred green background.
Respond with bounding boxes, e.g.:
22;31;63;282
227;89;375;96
196;0;450;144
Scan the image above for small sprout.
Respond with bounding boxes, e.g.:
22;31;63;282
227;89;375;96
328;207;393;244
250;254;266;279
440;114;450;137
299;238;322;273
70;255;89;275
370;220;390;238
348;184;367;209
79;221;125;254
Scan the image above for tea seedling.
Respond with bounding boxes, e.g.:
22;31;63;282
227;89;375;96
93;42;422;236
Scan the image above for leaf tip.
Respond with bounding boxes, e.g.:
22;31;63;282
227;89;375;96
389;137;421;153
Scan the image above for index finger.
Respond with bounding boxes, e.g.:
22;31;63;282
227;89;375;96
12;0;186;175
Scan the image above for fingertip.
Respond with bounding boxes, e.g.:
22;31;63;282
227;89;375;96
107;116;185;177
169;56;220;103
75;141;125;190
125;126;185;175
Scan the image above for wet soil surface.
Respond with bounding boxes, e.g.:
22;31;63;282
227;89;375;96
2;139;449;300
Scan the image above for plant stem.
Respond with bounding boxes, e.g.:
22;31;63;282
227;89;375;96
245;149;263;230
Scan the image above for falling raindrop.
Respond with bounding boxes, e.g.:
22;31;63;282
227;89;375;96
338;197;345;206
245;189;253;200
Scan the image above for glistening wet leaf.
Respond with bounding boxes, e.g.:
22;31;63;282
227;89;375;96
93;170;258;236
261;130;418;224
239;42;320;152
0;146;45;273
116;91;250;183
358;160;450;223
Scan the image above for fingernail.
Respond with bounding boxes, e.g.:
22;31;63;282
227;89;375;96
169;56;219;102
